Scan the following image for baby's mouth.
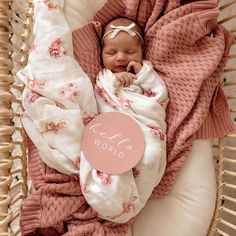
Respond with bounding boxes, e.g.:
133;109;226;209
116;65;127;71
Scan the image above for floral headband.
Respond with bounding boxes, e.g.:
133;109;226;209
102;23;144;44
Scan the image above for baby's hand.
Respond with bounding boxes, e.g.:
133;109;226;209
114;72;136;87
126;61;142;74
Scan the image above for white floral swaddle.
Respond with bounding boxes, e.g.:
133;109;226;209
18;0;98;175
80;60;168;223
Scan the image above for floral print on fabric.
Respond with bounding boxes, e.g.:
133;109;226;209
141;87;157;97
107;185;137;220
43;119;69;134
25;90;41;104
147;125;165;141
132;167;140;178
48;38;67;58
20;72;47;90
95;86;117;109
117;92;135;113
59;82;80;102
96;171;112;184
40;0;62;11
82;111;97;126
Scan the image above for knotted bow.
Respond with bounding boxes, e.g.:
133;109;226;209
109;23;136;38
102;23;143;43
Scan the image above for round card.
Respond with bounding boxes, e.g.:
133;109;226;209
81;112;145;174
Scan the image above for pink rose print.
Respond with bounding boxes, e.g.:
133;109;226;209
96;87;106;97
43;119;69;134
96;171;112;184
48;38;67;58
117;93;132;106
117;92;135;113
82;111;97;126
25;90;41;104
132;167;140;178
41;0;62;11
141;87;157;97
20;72;47;90
59;82;80;102
122;196;137;214
147;125;165;141
107;185;137;219
95;86;117;109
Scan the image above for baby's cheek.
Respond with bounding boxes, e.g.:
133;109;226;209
102;58;113;70
133;56;142;64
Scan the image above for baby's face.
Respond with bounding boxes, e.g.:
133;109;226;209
102;32;142;73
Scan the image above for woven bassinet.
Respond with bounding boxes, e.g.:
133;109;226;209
0;0;235;235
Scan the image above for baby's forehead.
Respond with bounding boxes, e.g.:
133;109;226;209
103;32;141;46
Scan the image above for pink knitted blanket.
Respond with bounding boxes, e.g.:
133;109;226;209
72;0;236;196
20;0;236;235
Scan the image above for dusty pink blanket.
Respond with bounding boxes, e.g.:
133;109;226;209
72;0;236;196
20;0;236;235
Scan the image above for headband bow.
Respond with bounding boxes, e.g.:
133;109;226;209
109;23;136;38
102;23;143;43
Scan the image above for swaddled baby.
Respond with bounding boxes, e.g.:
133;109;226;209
80;18;168;223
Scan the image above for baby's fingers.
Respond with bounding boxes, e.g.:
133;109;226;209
124;73;136;87
126;61;136;74
127;61;142;74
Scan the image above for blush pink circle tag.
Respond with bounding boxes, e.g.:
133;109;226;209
81;112;145;174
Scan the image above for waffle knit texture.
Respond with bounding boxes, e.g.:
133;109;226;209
20;0;236;235
20;137;133;236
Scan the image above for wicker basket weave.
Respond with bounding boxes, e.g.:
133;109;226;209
0;0;235;235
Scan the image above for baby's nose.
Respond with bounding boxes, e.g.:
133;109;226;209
116;52;127;62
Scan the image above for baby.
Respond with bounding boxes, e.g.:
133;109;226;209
101;18;143;87
80;18;168;223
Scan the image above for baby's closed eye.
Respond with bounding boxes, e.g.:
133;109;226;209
126;50;136;54
104;50;116;55
106;52;115;55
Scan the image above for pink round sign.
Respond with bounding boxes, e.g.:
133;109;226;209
81;112;145;174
